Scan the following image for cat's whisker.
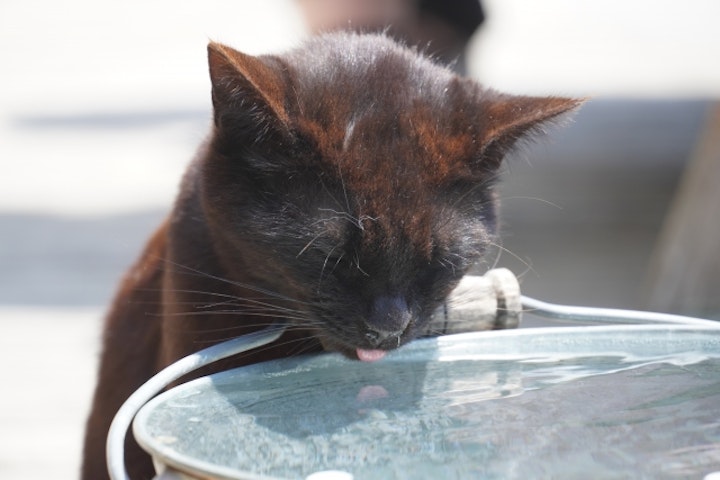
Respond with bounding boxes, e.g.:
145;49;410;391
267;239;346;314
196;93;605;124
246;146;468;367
487;240;504;271
317;175;349;216
158;294;322;320
162;310;311;322
338;167;352;216
162;259;312;306
200;327;322;354
357;214;378;230
197;305;310;320
134;283;318;326
353;251;370;277
164;318;323;337
164;321;276;336
297;229;331;258
317;208;364;230
269;333;324;357
320;249;345;284
163;288;307;315
448;178;496;211
500;195;564;211
486;240;537;278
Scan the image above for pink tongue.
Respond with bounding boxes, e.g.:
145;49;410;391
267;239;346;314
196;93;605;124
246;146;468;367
356;348;387;362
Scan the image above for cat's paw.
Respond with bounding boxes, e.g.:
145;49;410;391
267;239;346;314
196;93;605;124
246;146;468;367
425;268;522;336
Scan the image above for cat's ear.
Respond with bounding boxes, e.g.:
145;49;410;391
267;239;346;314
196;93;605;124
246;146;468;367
207;42;290;137
478;94;585;169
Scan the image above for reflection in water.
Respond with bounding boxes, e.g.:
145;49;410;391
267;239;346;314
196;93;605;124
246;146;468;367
356;385;389;407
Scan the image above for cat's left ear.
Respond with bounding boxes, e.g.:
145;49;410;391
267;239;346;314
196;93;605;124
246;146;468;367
207;42;290;137
478;94;585;169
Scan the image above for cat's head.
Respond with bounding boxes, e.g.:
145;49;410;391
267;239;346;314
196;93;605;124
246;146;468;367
200;33;582;360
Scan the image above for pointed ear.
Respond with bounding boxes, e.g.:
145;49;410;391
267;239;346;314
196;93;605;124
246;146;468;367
207;42;290;137
479;94;585;169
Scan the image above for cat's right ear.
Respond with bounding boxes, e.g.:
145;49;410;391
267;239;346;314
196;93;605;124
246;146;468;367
207;42;290;139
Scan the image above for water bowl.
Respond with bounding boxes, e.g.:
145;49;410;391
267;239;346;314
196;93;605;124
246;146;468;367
133;325;720;479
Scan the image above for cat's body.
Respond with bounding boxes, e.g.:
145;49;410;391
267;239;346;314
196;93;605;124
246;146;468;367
82;33;580;479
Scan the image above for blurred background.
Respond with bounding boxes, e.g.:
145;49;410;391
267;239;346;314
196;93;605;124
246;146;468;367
1;0;719;478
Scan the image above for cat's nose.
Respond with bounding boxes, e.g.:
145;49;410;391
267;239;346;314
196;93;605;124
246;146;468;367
365;295;412;345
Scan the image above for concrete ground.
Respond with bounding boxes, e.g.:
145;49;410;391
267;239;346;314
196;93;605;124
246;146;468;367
1;1;719;479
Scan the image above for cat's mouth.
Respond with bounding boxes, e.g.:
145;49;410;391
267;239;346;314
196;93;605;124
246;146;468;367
318;331;408;363
317;336;391;362
355;348;387;362
313;295;418;362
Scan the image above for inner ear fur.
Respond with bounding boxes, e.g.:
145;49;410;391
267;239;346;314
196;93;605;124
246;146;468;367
479;94;585;169
207;42;290;132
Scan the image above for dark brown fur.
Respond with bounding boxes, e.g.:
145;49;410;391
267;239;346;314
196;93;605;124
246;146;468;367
82;33;581;479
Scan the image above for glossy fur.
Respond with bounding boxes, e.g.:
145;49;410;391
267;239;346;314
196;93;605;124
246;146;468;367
82;33;581;479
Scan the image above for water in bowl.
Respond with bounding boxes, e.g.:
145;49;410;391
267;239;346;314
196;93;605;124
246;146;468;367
136;328;720;479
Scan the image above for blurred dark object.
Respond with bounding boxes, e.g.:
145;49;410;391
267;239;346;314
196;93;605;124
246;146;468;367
644;102;720;318
296;0;484;73
418;0;484;40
